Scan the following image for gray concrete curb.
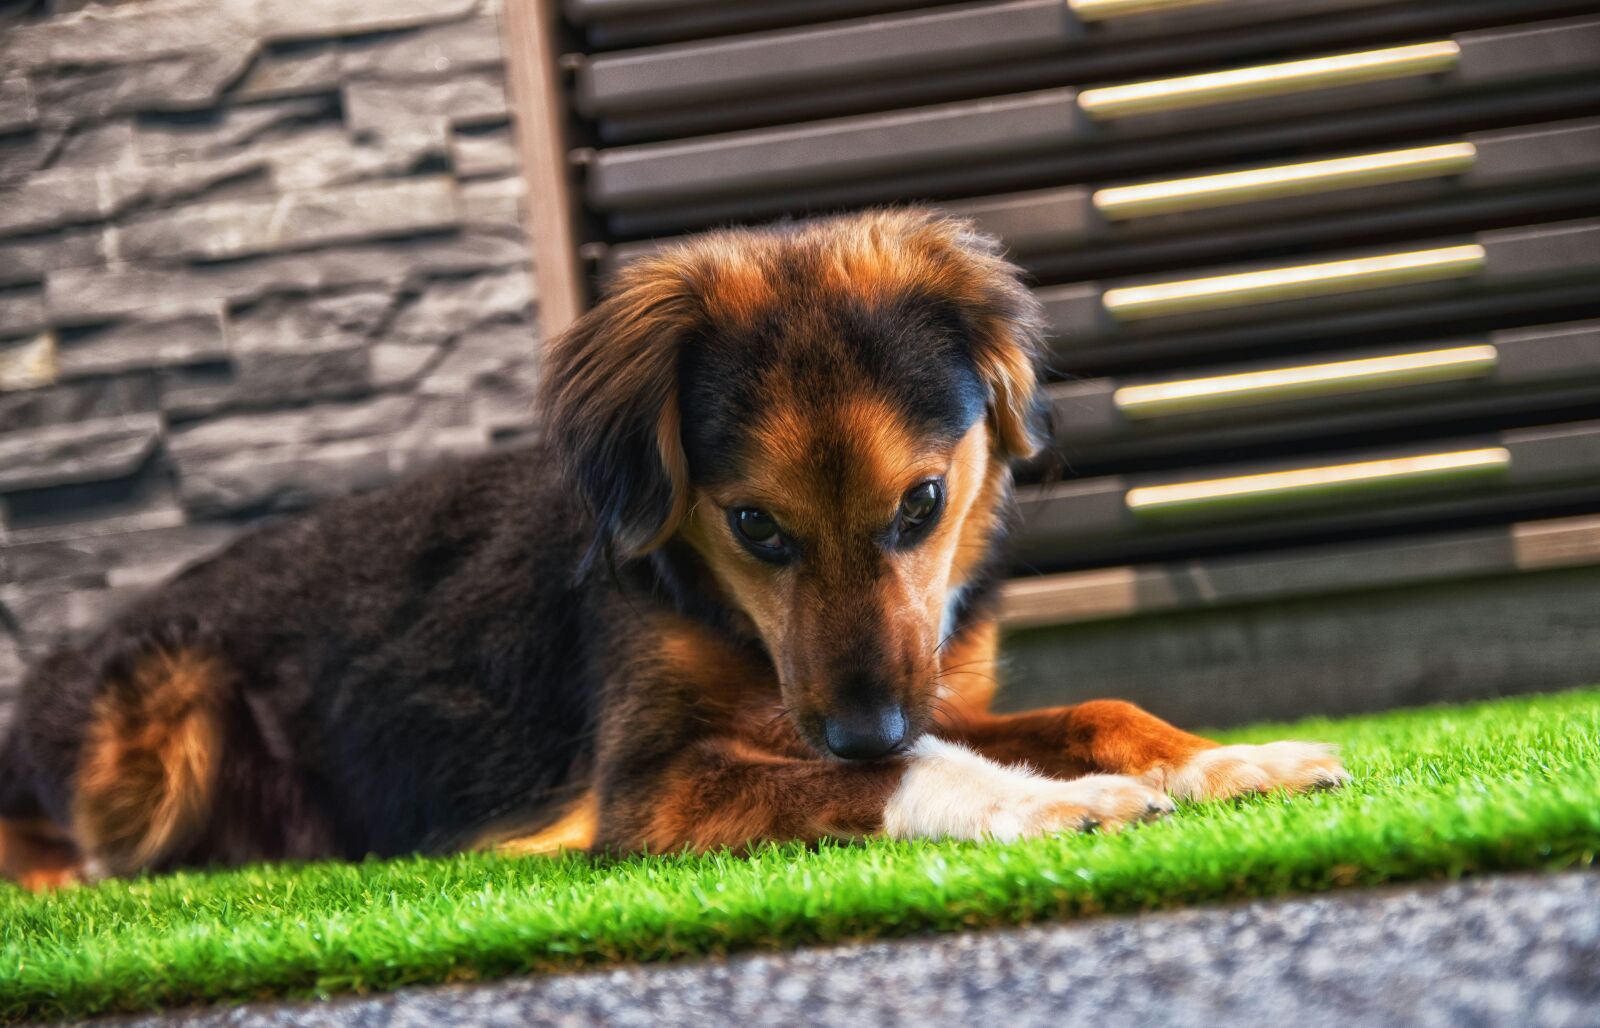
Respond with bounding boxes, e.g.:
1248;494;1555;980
104;869;1600;1028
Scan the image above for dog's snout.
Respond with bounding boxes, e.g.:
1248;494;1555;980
822;704;908;761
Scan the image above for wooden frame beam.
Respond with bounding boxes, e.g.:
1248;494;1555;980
501;0;586;340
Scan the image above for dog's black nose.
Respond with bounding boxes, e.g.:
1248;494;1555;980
823;704;908;761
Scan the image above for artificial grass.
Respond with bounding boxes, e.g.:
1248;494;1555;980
4;689;1599;1021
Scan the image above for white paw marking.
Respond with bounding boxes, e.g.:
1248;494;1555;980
1166;741;1350;802
883;736;1174;843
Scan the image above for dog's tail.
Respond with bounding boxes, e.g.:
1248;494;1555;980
70;638;227;876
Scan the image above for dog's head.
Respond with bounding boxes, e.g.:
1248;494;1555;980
543;210;1045;760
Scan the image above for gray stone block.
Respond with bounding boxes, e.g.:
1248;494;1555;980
452;126;518;179
0;154;264;240
344;71;508;135
0;635;26;709
175;427;485;517
235;15;504;103
418;323;537;397
48;231;529;323
168;394;470;463
0;75;36;133
3;462;185;536
256;125;449;192
162;340;369;418
103;526;240;590
229;288;394;353
0;127;65;190
51;119;137;169
460;189;522;240
473;387;539;437
0;0;255;70
0;287;47;336
56;306;229;379
341;15;504;79
370;342;441;388
109;153;271;217
1;582;130;645
115;176;461;262
0;334;58;393
232;41;344;102
133;96;334;162
231;340;371;403
31;46;256;125
0;413;163;493
257;0;479;41
1;521;239;588
0;168;107;237
0;229;104;288
1;507;188;548
391;268;534;347
0;375;159;434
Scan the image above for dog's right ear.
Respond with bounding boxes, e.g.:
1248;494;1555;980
539;257;701;570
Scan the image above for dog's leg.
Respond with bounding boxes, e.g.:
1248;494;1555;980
936;619;1346;801
596;735;1172;852
948;701;1349;801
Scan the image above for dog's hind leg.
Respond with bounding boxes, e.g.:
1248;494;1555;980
1;733;85;890
0;815;84;891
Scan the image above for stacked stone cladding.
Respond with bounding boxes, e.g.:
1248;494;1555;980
0;0;540;718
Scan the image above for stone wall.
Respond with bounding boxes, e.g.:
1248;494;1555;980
0;0;539;717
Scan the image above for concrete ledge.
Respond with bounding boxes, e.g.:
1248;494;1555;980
122;870;1600;1028
1001;563;1600;728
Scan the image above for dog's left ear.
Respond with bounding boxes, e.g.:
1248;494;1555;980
925;218;1049;461
539;256;699;567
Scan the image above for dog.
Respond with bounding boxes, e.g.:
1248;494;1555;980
0;210;1347;889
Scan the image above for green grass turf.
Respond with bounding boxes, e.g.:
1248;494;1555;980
4;688;1599;1021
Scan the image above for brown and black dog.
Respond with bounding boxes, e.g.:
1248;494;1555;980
0;210;1346;889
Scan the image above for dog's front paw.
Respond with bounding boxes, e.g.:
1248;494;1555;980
1165;741;1349;802
883;737;1173;842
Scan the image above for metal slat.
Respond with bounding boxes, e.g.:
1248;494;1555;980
1078;40;1463;119
576;0;1075;118
594;116;1600;280
1013;418;1600;566
1110;344;1501;418
585;16;1600;214
1044;320;1600;471
586;87;1086;211
1125;447;1512;512
1037;217;1600;345
1091;142;1480;219
579;0;958;49
1069;0;1225;19
576;0;1415;120
1103;244;1489;320
588;0;1599;142
603;75;1600;236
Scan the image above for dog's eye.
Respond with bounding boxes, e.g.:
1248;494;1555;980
730;507;789;562
897;480;943;539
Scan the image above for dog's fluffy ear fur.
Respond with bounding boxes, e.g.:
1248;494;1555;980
539;254;700;568
904;215;1049;460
